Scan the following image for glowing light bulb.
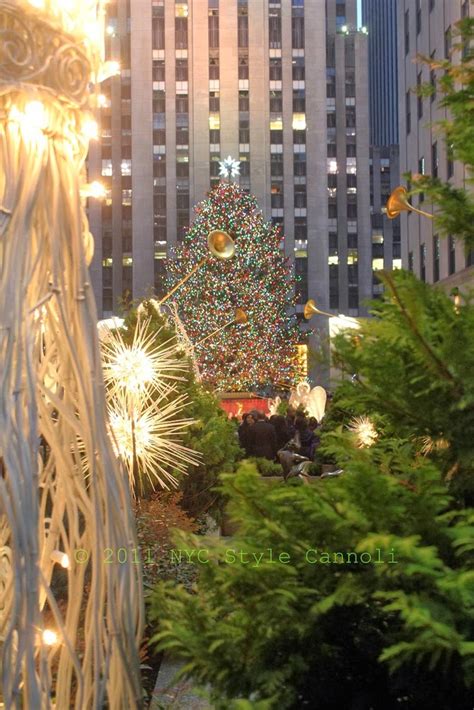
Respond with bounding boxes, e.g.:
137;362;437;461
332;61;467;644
81;181;106;199
106;25;115;35
42;629;58;646
82;118;99;140
98;61;120;82
51;550;70;569
28;0;44;8
24;101;48;131
97;94;108;107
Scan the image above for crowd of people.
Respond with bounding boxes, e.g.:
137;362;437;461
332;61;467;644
237;408;320;472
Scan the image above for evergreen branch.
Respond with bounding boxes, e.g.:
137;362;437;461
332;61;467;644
380;271;460;390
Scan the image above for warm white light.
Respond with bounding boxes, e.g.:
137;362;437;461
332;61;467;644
82;118;99;140
51;550;70;569
28;0;44;7
106;25;115;35
97;94;108;107
348;416;378;448
98;61;120;82
81;181;106;199
219;156;240;179
10;102;48;133
341;24;348;33
42;629;58;646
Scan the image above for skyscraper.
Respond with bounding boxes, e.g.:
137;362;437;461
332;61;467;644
89;0;372;332
362;0;398;147
397;0;473;290
362;0;401;294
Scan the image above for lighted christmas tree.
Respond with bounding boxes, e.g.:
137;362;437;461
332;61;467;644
165;180;301;391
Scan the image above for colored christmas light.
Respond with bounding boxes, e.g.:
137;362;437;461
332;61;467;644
166;181;301;391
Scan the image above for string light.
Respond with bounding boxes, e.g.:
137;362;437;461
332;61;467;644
165;181;301;391
42;629;58;646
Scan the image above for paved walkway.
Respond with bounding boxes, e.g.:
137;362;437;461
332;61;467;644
149;657;212;709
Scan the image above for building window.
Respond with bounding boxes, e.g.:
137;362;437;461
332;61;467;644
429;0;435;11
101;159;113;176
153;15;165;49
347;203;357;219
238;56;248;80
430;51;436;103
294;153;306;177
404;10;409;56
270;153;283;176
239;91;250;111
175;16;188;49
209;9;219;49
420;243;426;282
293;57;305;81
269;10;282;49
417;72;423;119
238;8;248;47
270;58;282;81
408;251;414;272
270;91;282;113
406;91;411;134
432;141;438;178
448;235;456;275
292;15;304;49
346;106;356;128
445;26;451;59
293;89;305;113
294;217;307;240
416;0;421;35
176;59;188;81
433;235;440;282
447;144;454;179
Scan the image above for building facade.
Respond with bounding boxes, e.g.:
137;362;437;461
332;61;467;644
89;0;372;328
397;0;473;289
362;0;401;296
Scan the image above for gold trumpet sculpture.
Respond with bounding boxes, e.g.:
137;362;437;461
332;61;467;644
304;299;334;320
158;230;236;305
385;186;434;220
196;308;248;347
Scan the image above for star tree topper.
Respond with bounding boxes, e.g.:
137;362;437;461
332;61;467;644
219;155;240;181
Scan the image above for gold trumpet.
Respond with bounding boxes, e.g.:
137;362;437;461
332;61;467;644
385;186;433;220
303;299;334;320
196;308;248;347
158;230;236;306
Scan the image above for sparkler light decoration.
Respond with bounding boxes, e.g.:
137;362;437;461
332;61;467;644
0;0;142;706
348;416;379;448
165;181;301;391
101;318;199;495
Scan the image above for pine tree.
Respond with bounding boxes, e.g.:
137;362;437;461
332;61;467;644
165;181;300;392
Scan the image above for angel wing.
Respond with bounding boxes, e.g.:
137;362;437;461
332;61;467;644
306;386;327;423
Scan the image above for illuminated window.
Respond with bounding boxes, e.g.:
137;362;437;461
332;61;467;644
270;117;283;130
101;159;113;176
372;258;384;271
209;113;220;130
292;113;306;130
121;159;131;176
327;159;338;174
122;189;132;206
175;3;188;17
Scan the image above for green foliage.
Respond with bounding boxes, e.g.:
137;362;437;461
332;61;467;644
327;270;474;502
149;458;474;709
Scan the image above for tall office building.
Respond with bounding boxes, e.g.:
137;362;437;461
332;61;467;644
362;0;401;297
89;0;372;330
362;0;398;147
397;0;473;290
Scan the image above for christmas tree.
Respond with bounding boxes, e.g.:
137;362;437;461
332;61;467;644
165;180;301;391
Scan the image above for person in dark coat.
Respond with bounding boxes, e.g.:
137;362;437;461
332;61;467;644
294;415;317;460
238;412;256;457
247;411;278;460
270;414;291;453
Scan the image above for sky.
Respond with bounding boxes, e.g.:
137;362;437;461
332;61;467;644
357;0;362;28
